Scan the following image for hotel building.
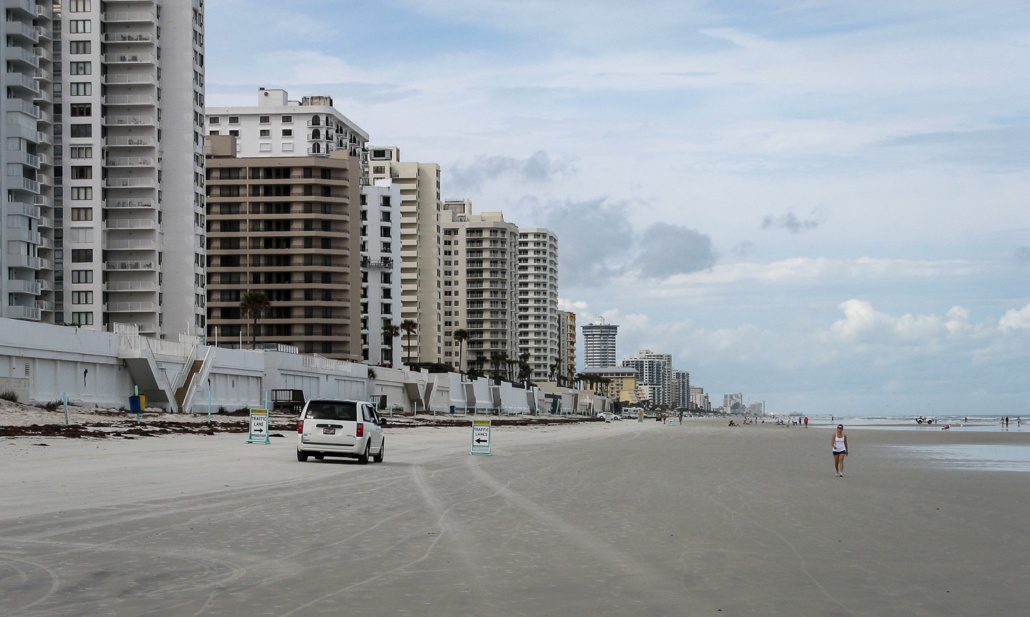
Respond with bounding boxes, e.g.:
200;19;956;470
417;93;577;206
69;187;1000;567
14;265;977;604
517;228;559;382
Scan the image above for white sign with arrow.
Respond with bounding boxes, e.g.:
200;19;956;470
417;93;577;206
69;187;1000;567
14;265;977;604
470;418;492;455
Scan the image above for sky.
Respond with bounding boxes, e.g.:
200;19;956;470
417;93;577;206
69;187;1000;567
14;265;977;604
205;0;1030;417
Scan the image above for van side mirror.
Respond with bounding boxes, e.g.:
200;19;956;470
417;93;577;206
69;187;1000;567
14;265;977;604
378;418;387;428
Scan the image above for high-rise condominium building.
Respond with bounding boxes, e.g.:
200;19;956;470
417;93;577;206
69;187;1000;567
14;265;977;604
582;317;618;368
361;179;402;367
517;228;559;382
2;0;206;338
559;310;576;385
203;89;374;360
622;349;673;407
1;0;54;322
672;369;691;409
205;88;368;164
204;136;362;360
441;202;519;375
367;147;441;365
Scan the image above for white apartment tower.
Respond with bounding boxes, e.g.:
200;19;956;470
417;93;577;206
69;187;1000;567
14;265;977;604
517;228;559;382
367;147;442;366
0;0;207;337
361;178;402;367
1;0;55;322
205;88;369;164
441;201;519;375
582;317;618;368
622;349;674;407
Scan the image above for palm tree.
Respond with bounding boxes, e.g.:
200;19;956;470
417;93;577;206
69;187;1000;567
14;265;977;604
517;352;532;386
240;291;270;350
400;319;418;366
381;323;400;366
453;328;469;372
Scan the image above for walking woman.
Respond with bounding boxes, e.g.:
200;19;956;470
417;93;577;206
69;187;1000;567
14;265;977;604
832;424;849;477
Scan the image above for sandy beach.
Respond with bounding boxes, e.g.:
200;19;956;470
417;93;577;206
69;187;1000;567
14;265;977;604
2;415;1028;616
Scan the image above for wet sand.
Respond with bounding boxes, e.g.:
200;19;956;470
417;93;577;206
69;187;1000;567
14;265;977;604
1;418;1027;616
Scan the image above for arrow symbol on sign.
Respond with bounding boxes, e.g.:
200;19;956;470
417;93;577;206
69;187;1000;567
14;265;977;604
475;438;488;444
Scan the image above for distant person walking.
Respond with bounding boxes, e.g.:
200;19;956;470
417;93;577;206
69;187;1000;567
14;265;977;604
804;416;809;428
832;424;849;477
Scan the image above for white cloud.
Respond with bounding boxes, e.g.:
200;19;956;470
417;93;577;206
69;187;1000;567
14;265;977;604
1000;303;1030;330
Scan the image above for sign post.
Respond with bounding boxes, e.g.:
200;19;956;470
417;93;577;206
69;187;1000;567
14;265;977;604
247;408;270;444
470;418;492;455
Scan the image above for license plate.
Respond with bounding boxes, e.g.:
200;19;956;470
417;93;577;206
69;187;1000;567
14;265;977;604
322;427;335;435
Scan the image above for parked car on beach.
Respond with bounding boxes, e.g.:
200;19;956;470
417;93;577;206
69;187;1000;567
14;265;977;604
296;399;385;464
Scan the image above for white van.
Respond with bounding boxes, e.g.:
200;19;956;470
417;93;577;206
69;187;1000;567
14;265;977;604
296;399;386;464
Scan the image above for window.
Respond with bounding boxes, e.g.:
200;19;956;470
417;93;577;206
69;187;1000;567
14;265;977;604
259;116;270;124
228;116;239;124
69;62;91;75
71;166;92;179
68;0;91;11
70;146;92;159
373;166;385;174
71;291;93;304
69;41;91;54
229;130;239;137
282;115;292;123
71;249;93;263
71;270;93;284
71;312;94;326
69;82;92;96
70;124;92;138
69;20;91;33
71;208;93;221
209;116;220;125
259;129;270;137
70;187;93;200
70;103;91;117
282;129;292;137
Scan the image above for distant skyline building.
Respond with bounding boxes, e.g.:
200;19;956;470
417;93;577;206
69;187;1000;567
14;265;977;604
672;369;691;409
559;310;576;385
622;349;673;407
690;387;711;412
582;317;618;368
361;179;402;367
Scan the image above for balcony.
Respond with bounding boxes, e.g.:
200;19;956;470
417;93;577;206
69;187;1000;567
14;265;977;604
35;25;52;41
8;0;34;17
5;253;42;269
36;130;51;145
104;177;156;189
105;94;157;107
105;260;157;271
6;305;41;320
105;218;157;230
103;32;154;44
106;156;155;168
32;88;51;104
33;195;49;208
106;301;158;313
36;3;53;19
104;10;157;23
33;67;49;81
103;72;157;86
7;47;39;69
105;239;157;251
6;279;42;296
5;71;39;94
6;201;39;218
6;22;38;43
105;136;155;148
106;198;155;210
33;46;51;62
107;114;156;127
105;280;158;292
105;52;155;65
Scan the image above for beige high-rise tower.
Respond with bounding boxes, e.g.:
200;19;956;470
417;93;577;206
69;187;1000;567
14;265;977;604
367;147;442;366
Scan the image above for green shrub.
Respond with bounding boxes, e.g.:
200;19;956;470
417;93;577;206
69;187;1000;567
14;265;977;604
41;400;60;411
0;391;18;403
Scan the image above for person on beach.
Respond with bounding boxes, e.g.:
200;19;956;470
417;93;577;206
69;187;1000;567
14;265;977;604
832;424;849;477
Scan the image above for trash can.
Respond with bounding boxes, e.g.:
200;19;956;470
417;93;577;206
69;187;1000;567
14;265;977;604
449;405;455;415
129;395;142;414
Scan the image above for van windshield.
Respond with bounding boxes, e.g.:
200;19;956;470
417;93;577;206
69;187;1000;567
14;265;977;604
305;401;358;421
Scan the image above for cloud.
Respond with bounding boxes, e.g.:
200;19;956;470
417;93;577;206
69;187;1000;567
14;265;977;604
1000;303;1030;330
545;199;634;288
761;209;824;233
633;224;717;279
878;126;1030;170
449;151;574;191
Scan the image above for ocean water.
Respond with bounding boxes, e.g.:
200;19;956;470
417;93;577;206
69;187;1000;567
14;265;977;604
881;444;1030;473
803;415;1030;472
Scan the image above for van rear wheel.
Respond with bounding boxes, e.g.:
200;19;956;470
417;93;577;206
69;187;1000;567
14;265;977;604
297;450;308;462
358;442;370;465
